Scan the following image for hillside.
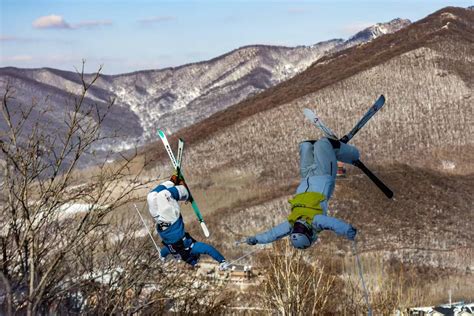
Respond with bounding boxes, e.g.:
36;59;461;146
174;164;473;270
138;7;473;271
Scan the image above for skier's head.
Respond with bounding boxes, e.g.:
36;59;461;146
290;220;316;250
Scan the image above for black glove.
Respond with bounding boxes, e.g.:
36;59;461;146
347;226;357;241
246;236;258;245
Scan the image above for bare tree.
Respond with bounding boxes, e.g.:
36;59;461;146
0;63;147;315
341;255;428;315
0;63;237;314
258;240;337;315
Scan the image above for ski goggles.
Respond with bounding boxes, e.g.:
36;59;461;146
292;221;314;241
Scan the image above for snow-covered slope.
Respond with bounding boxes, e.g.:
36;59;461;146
344;18;410;46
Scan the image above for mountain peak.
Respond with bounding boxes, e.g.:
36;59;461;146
347;18;411;45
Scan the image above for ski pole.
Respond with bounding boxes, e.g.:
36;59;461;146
227;247;263;266
235;239;247;246
352;240;372;316
133;203;162;257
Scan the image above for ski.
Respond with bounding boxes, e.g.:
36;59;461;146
303;103;393;199
177;138;184;169
353;160;393;199
340;95;385;143
159;130;178;167
158;130;210;237
303;108;338;140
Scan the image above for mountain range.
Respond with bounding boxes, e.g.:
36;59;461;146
0;18;409;155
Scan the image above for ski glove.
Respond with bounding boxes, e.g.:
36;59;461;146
347;226;357;241
246;236;258;245
170;174;185;186
219;261;231;271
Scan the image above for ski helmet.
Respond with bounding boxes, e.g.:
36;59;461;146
290;220;315;249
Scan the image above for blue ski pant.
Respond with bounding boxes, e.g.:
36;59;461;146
160;241;225;265
299;138;360;179
190;242;225;263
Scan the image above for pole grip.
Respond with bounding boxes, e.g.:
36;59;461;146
200;221;210;238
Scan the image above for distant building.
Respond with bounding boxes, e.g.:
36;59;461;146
407;301;474;316
196;260;261;290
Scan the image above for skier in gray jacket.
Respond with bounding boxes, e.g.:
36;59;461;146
246;138;358;249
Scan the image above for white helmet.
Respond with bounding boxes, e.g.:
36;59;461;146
290;220;316;249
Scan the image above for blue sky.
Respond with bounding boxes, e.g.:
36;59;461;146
1;0;472;74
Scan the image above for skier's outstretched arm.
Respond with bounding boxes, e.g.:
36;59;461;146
313;215;357;240
191;242;225;263
248;221;292;245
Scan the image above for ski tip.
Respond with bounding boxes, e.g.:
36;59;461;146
201;221;210;238
378;95;386;103
303;108;316;119
158;130;165;138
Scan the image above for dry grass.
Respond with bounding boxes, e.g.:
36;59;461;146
246;243;473;314
340;251;474;314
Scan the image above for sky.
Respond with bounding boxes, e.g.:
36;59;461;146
1;0;472;75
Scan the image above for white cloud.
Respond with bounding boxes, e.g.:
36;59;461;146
33;15;72;29
138;16;176;25
340;22;374;36
32;15;113;30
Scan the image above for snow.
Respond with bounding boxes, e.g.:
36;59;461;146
80;267;124;285
441;22;451;30
441;12;459;20
441;160;456;170
58;203;108;217
109;228;149;243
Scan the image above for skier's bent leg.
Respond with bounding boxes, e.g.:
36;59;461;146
191;242;225;263
312;138;337;178
299;141;315;178
335;142;360;164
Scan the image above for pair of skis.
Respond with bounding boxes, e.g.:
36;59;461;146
303;95;393;199
158;130;210;237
